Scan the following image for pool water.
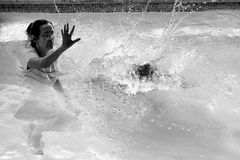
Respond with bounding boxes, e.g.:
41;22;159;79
1;10;240;160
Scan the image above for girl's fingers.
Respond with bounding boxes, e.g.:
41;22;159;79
64;24;66;33
73;38;81;43
70;25;75;35
63;23;77;36
67;23;69;32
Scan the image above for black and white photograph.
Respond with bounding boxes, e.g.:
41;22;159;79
1;0;240;159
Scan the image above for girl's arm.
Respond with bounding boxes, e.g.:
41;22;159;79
28;23;80;69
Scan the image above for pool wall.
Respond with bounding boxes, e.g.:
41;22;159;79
1;0;240;12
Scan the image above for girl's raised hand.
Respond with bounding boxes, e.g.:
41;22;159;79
61;23;81;49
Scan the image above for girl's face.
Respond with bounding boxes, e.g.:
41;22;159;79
36;23;54;52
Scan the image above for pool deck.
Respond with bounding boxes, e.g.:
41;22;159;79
1;0;240;12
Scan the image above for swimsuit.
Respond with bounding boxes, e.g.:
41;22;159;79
19;49;59;86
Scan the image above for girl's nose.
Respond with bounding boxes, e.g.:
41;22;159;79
49;33;54;39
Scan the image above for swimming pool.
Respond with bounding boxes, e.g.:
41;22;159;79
1;8;240;160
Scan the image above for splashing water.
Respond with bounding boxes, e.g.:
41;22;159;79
86;0;194;94
1;0;240;159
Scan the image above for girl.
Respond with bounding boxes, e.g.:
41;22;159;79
15;19;80;155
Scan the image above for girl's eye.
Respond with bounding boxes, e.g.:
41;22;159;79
41;32;54;38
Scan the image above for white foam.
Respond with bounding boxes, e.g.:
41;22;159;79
178;26;240;37
87;147;121;160
104;38;123;53
150;26;240;38
151;28;164;36
0;22;28;42
46;145;74;159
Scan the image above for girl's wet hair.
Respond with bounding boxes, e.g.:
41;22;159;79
26;19;53;51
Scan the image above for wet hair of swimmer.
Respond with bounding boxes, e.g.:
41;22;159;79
26;19;53;51
134;63;156;80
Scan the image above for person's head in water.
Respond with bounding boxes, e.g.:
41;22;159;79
134;63;156;80
26;19;54;57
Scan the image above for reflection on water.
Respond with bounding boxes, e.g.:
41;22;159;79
1;8;240;160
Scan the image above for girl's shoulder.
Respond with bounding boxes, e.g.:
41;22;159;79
19;48;38;69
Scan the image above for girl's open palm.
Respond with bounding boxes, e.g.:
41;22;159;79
61;23;81;49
